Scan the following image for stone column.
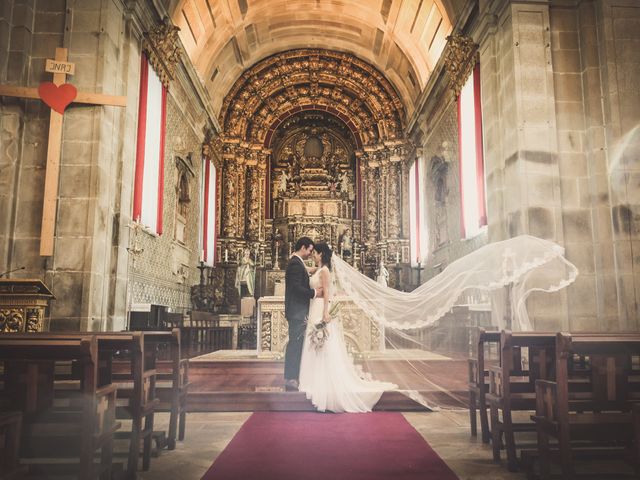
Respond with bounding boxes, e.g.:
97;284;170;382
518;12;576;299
0;0;35;275
588;0;640;329
478;1;566;329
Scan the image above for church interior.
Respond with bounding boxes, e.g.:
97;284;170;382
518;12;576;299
1;0;639;478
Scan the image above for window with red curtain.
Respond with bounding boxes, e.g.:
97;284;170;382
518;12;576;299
409;157;428;266
200;160;217;265
457;63;487;239
133;54;167;234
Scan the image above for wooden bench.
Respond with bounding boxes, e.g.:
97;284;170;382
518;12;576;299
0;412;23;480
487;331;557;471
14;331;158;478
532;333;640;479
468;328;500;442
0;336;120;479
140;329;190;450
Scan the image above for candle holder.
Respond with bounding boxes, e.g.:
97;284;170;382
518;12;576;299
415;260;425;287
393;262;402;291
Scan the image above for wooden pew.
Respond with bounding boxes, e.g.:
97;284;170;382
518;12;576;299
12;331;158;478
140;329;190;450
95;332;157;478
487;331;557;471
0;412;23;480
468;328;500;442
0;336;120;479
533;333;640;479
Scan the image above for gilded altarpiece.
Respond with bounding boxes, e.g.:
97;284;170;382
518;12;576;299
206;49;419;311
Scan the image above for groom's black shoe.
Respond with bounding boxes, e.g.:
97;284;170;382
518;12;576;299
284;379;299;392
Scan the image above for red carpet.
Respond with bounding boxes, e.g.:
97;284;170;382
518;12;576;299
201;412;459;480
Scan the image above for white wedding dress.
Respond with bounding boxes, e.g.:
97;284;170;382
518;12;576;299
298;266;396;412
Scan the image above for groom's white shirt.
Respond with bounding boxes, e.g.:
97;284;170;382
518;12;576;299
292;253;318;299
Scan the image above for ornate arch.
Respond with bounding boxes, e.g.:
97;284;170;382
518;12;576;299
219;49;406;148
208;49;411;294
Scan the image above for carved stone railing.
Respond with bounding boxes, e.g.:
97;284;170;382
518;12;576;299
257;295;384;359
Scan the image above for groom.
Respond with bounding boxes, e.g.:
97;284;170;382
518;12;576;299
284;236;322;391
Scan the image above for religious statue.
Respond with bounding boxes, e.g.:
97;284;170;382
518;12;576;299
235;249;255;296
339;171;349;194
340;229;353;258
376;258;389;288
278;170;290;194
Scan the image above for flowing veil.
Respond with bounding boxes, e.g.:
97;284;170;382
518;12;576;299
328;234;579;409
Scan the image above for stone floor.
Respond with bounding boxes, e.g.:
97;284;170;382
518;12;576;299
137;409;527;480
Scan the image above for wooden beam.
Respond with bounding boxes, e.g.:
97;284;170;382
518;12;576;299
0;85;126;107
39;48;68;257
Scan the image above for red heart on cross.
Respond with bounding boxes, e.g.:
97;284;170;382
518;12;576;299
38;82;78;114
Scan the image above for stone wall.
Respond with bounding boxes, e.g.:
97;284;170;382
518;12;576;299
413;100;490;281
129;93;205;314
474;0;639;331
0;0;216;331
410;0;639;332
0;0;136;331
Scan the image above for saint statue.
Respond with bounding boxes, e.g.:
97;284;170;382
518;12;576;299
235;249;255;296
339;171;350;195
278;170;289;194
340;229;353;258
376;258;389;288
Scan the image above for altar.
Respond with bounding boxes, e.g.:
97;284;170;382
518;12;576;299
257;295;385;358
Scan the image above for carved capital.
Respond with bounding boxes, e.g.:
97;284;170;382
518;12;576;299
443;34;479;98
143;18;181;89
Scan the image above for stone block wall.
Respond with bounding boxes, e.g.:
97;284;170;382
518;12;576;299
0;0;216;331
596;0;640;331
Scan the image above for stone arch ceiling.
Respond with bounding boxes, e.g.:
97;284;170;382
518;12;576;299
168;0;454;118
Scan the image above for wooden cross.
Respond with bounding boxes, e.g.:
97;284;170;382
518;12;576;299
0;48;126;256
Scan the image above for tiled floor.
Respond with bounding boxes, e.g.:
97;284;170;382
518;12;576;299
138;409;527;480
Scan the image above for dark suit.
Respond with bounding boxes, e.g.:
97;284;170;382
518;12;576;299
284;255;315;381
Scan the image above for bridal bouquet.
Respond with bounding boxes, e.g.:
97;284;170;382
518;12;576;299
307;302;342;352
308;320;329;351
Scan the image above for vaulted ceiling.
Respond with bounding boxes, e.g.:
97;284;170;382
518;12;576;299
167;0;458;118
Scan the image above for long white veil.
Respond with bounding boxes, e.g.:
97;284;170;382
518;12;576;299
329;234;578;409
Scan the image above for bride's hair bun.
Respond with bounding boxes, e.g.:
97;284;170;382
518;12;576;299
314;242;333;270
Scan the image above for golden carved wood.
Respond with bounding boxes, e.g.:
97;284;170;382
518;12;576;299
443;34;479;98
0;279;54;332
142;18;181;89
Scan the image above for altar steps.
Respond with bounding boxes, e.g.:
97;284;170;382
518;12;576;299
185;355;467;412
187;390;430;412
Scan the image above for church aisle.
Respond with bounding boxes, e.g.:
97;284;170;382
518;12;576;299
139;410;526;480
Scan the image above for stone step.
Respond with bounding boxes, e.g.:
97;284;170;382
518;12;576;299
186;390;431;412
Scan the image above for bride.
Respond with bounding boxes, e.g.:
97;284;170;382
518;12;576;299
298;242;397;413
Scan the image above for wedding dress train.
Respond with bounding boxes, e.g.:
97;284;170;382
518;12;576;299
298;266;396;413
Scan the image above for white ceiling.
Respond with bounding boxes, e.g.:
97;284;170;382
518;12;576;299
168;0;456;118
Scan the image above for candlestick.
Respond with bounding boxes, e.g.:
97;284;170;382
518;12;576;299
224;248;228;263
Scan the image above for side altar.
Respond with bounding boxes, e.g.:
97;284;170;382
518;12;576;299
257;295;385;358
